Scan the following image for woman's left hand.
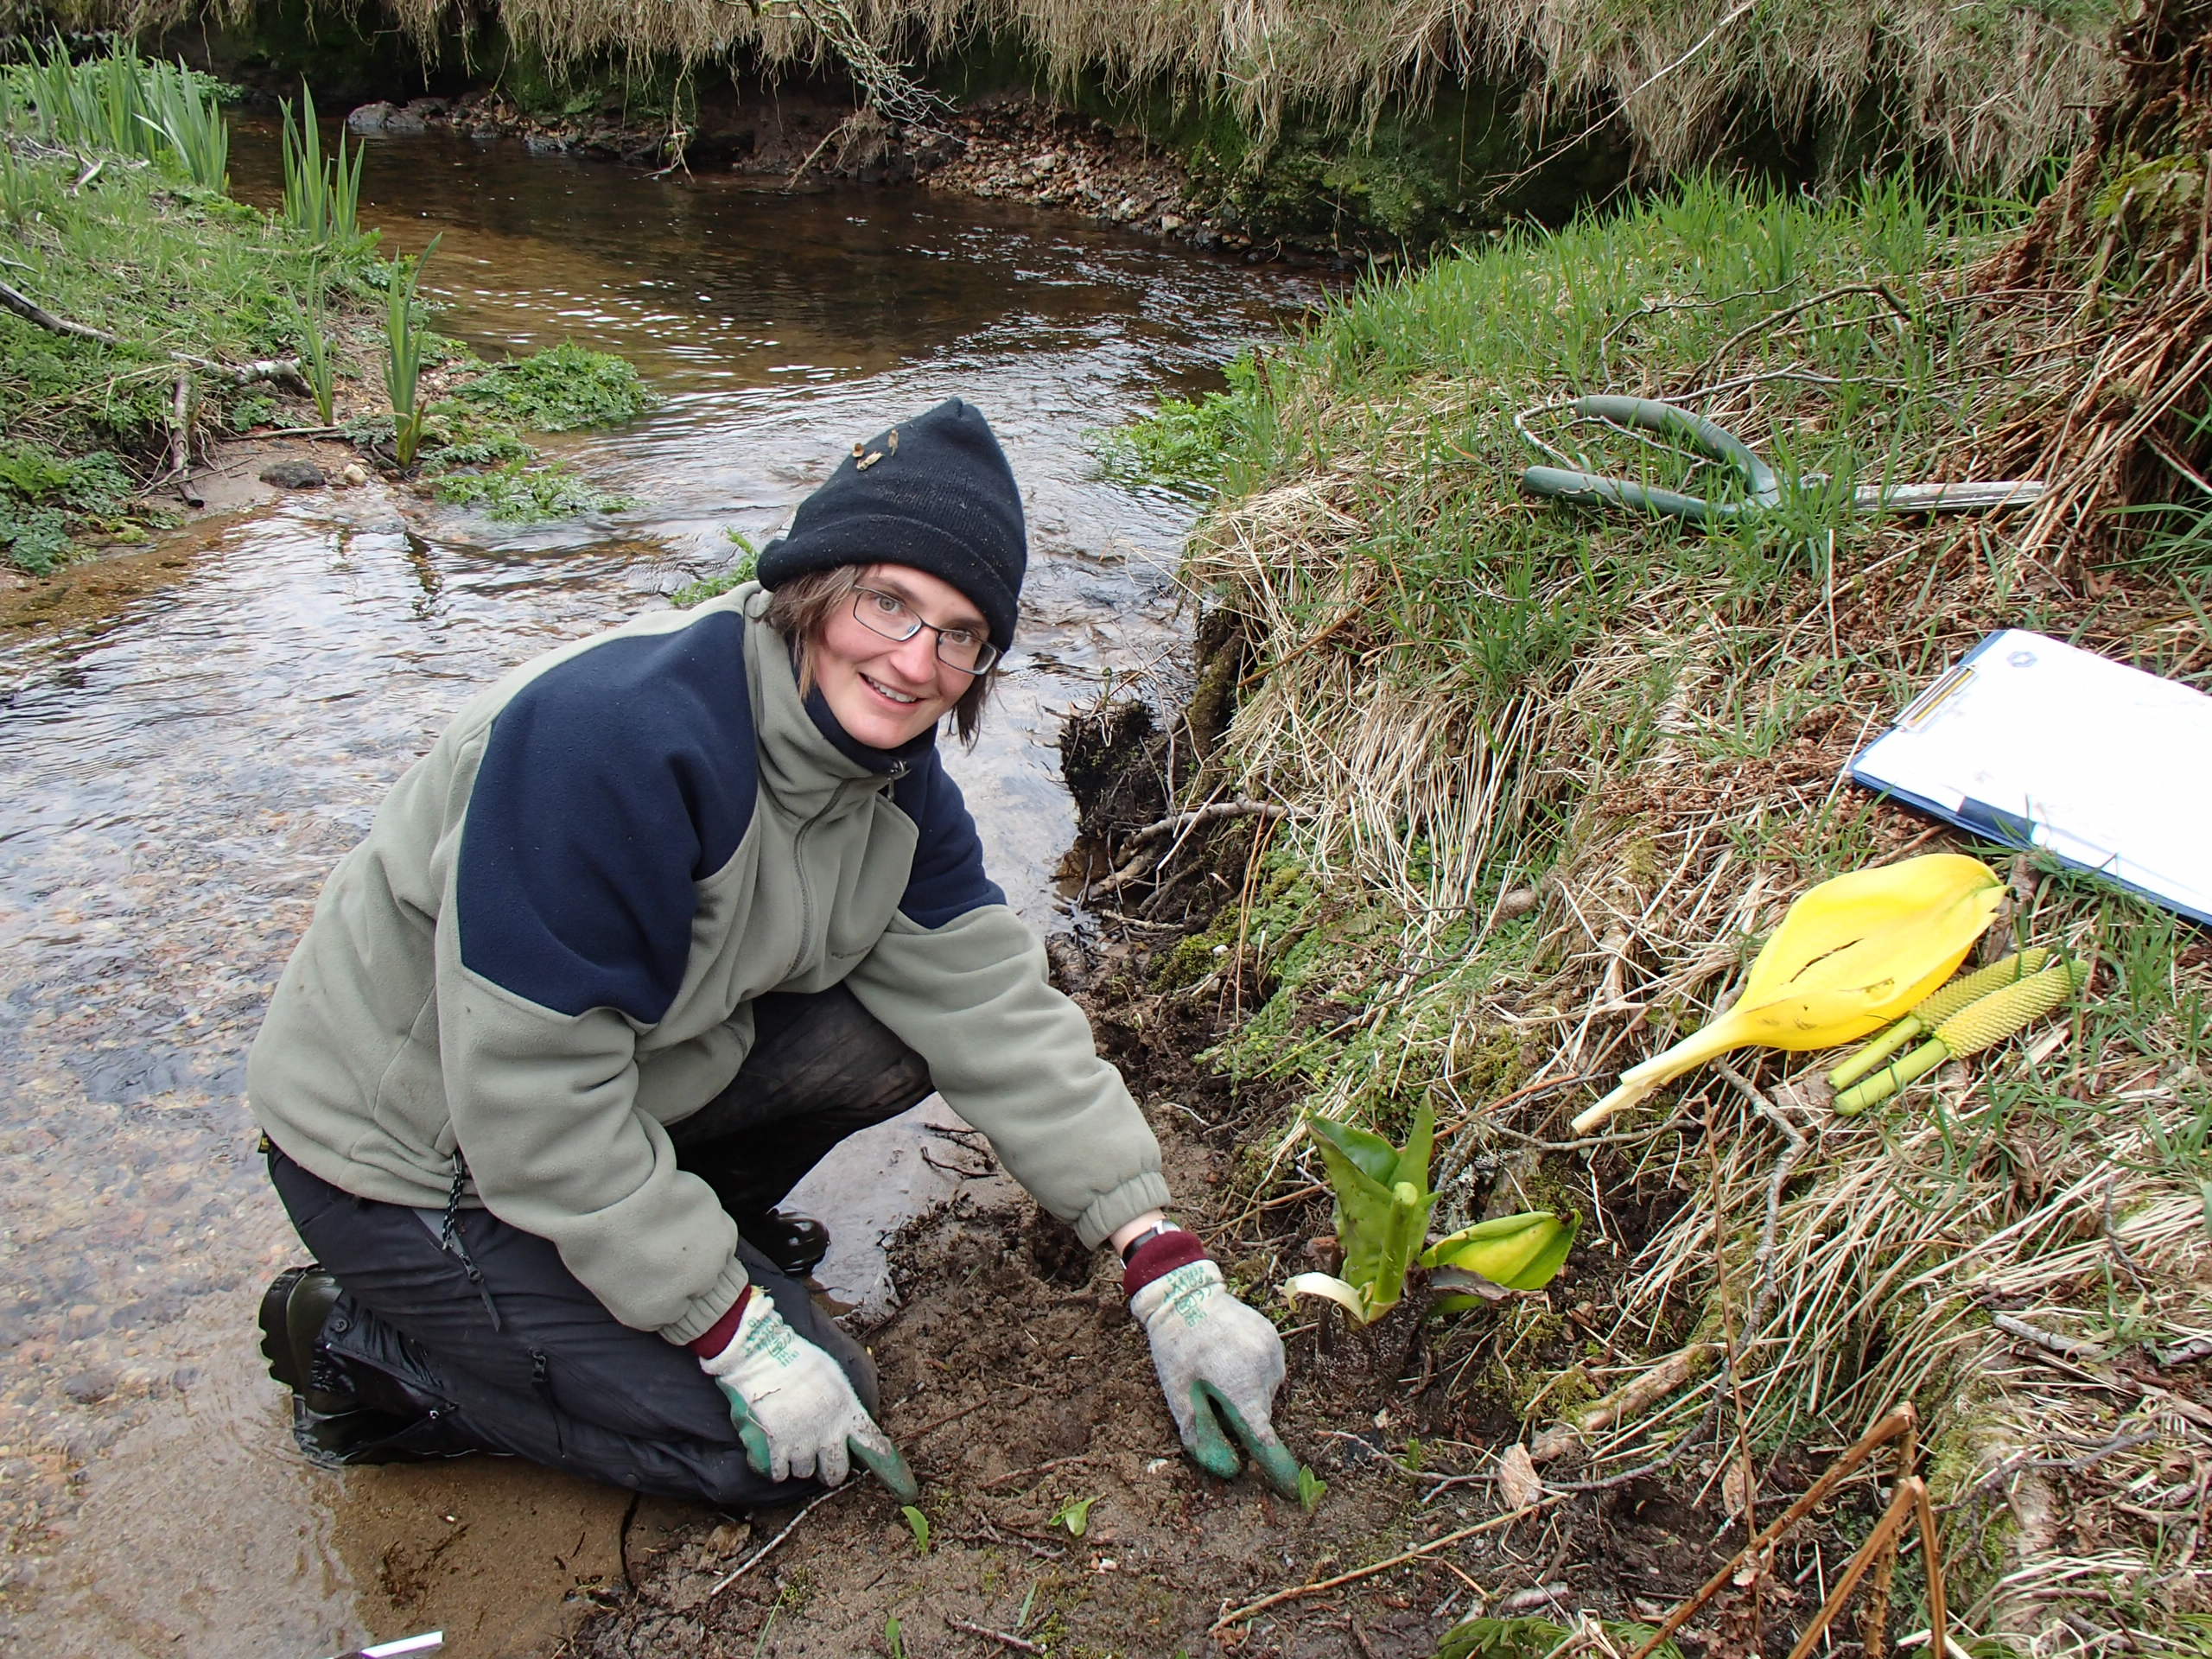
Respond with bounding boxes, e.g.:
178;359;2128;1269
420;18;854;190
1129;1254;1300;1497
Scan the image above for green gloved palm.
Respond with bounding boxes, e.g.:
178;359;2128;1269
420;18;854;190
1132;1260;1300;1497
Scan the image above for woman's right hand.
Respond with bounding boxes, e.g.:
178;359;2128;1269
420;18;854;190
696;1293;918;1501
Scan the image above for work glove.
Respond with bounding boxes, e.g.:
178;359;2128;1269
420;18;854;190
696;1290;918;1502
1127;1234;1301;1498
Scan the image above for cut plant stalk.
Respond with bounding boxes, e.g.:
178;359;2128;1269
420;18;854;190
1827;948;2054;1090
1572;855;2005;1135
1831;956;2083;1113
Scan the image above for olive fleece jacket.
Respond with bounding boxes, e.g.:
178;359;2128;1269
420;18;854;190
247;584;1169;1344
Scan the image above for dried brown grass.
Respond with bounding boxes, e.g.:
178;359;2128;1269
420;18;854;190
12;0;2116;188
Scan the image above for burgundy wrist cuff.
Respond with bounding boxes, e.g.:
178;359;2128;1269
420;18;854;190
688;1285;753;1358
1121;1229;1210;1300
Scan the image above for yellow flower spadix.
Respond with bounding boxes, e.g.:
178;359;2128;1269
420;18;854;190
1570;854;2004;1135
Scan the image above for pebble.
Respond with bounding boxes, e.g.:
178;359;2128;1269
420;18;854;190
258;460;327;490
61;1370;116;1406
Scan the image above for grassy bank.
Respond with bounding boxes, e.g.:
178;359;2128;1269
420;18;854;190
1104;172;2209;1650
30;0;2118;247
0;43;653;574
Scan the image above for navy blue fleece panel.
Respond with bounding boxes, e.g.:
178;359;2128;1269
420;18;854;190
458;613;758;1020
890;753;1005;928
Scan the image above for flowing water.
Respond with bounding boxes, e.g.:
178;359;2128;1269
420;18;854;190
0;121;1323;1656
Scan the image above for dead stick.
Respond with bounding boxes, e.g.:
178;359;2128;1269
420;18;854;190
704;1485;845;1599
1622;1404;1916;1659
979;1452;1091;1491
1916;1474;1948;1659
944;1615;1046;1653
1211;1503;1544;1632
1122;800;1291;853
0;277;307;388
1529;1343;1720;1462
1782;1477;1922;1659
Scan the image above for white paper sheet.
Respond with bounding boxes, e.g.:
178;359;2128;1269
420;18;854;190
1850;629;2212;923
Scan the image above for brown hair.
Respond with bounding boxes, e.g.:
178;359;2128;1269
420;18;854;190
763;564;994;746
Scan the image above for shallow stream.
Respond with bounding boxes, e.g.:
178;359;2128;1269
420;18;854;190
0;121;1320;1656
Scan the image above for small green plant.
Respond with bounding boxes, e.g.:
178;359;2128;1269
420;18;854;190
883;1613;906;1659
899;1504;931;1554
280;82;367;247
296;297;337;426
431;457;639;521
384;238;440;470
1282;1102;1582;1322
1419;1211;1580;1312
440;340;655;430
1049;1494;1096;1537
1281;1100;1440;1323
0;442;137;575
1295;1465;1327;1512
668;537;760;607
1095;354;1259;499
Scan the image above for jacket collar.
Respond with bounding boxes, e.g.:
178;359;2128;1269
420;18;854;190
741;584;930;816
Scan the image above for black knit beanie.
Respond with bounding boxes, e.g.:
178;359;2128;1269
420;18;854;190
757;399;1027;649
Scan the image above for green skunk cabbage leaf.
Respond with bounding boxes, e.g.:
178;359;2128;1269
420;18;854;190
1304;1102;1439;1319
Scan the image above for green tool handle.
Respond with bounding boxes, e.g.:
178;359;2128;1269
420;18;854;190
1575;397;1783;503
1522;466;1740;523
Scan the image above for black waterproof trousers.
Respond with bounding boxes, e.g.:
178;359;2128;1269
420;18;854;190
266;985;933;1507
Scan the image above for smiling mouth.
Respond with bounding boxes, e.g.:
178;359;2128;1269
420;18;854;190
861;673;923;706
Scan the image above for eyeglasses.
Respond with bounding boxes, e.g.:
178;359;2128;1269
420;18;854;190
849;587;1000;676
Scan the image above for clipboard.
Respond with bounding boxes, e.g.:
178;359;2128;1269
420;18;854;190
1849;629;2212;925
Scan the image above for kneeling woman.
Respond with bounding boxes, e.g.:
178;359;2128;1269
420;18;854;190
248;399;1296;1506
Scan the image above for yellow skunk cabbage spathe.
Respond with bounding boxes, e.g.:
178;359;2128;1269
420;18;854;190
1570;854;2004;1135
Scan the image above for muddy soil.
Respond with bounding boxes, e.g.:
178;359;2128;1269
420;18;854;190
569;931;1775;1659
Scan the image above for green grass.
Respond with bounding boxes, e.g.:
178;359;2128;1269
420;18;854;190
1;39;233;192
0;51;388;570
430;456;639;519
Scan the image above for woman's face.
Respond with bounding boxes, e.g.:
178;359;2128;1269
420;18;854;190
810;564;983;749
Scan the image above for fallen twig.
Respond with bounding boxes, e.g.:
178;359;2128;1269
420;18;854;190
905;1387;1030;1441
979;1452;1091;1491
1529;1343;1721;1462
945;1614;1046;1653
1990;1311;2110;1363
703;1485;845;1599
1211;1505;1536;1632
1090;799;1294;899
0;276;308;389
1622;1404;1921;1659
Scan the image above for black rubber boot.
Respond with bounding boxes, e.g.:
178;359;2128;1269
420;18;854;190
735;1210;831;1276
259;1266;475;1468
257;1264;356;1415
